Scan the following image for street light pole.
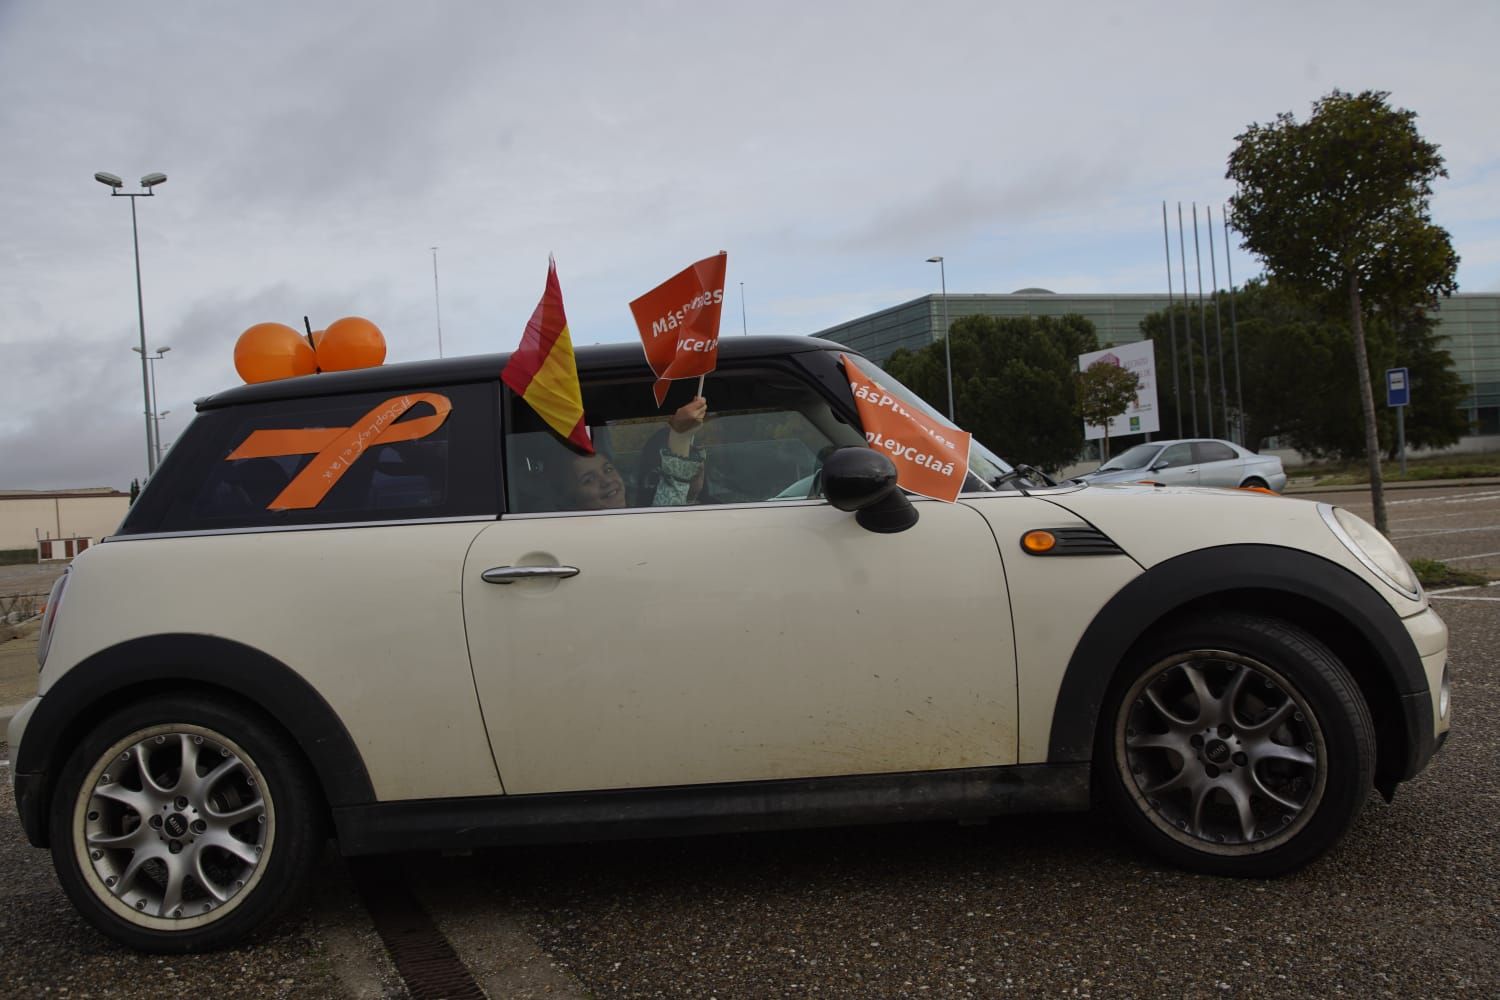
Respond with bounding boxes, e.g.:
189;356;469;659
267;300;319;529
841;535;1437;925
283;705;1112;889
97;171;167;476
134;346;171;465
926;256;955;420
430;246;444;358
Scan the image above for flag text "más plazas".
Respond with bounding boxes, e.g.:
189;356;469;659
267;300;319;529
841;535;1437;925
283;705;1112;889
850;382;963;453
649;289;725;338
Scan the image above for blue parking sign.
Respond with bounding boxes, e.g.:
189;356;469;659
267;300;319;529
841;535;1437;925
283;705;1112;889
1386;367;1410;407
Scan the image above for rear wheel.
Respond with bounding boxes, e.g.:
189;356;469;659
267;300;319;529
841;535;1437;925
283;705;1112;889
1096;613;1374;876
1240;477;1269;490
49;695;321;952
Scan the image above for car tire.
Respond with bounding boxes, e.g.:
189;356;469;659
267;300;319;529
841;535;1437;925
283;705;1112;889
1240;477;1269;490
1095;613;1374;877
48;694;322;952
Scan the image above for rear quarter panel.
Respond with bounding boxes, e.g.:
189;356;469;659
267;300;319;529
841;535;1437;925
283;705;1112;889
41;524;502;801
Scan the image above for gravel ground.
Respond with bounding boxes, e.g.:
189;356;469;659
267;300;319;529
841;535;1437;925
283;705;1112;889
402;598;1497;999
0;741;346;1000
0;564;66;599
2;484;1495;998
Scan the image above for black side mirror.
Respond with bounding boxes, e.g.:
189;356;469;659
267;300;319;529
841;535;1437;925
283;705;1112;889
1150;462;1168;472
821;447;919;533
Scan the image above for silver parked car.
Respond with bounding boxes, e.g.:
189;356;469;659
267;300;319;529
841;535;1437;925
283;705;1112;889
1081;438;1287;492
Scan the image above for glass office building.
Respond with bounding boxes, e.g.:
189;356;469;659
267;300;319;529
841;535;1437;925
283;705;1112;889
812;290;1500;435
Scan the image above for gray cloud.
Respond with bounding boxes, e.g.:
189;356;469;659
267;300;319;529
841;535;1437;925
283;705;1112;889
2;0;1497;488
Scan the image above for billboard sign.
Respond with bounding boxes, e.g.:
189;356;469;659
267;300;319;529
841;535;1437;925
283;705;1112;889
1078;340;1160;441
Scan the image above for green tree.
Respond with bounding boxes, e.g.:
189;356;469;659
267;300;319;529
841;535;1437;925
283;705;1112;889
883;313;1099;472
1227;89;1459;533
129;478;141;505
1142;280;1468;459
1076;361;1142;459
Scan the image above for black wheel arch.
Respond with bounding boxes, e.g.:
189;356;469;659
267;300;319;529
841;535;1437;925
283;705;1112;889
1048;544;1435;797
14;633;373;847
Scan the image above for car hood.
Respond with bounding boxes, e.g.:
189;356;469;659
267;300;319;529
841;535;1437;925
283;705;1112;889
1040;483;1426;616
1078;467;1153;484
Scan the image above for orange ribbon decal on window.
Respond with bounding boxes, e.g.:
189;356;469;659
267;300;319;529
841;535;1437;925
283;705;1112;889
225;392;452;510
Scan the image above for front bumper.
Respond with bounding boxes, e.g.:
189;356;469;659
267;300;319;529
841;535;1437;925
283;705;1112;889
1387;607;1450;791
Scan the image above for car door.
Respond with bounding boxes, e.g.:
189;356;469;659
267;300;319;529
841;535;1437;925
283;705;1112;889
1149;441;1199;485
1192;440;1244;487
461;365;1019;795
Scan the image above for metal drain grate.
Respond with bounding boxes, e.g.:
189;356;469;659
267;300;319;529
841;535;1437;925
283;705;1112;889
350;859;486;1000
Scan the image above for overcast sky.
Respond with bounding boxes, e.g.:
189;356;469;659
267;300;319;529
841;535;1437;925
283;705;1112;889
2;0;1497;489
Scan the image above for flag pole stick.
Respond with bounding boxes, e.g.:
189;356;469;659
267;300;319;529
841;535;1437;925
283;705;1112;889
1192;202;1214;438
696;374;705;398
1162;201;1182;438
1178;203;1198;436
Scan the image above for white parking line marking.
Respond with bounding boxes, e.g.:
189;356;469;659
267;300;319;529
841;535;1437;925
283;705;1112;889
1391;509;1500;527
1429;594;1500;602
1444;550;1500;563
1392;524;1500;540
1386;490;1500;506
1425;582;1500;596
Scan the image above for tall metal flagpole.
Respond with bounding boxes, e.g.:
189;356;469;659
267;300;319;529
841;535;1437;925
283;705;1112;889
740;282;748;335
1192;202;1214;438
430;247;444;358
1178;203;1198;436
1162;202;1183;437
1224;205;1245;445
1207;205;1230;443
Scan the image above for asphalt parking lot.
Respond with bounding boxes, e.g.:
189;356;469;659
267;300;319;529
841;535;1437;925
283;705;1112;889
2;483;1497;999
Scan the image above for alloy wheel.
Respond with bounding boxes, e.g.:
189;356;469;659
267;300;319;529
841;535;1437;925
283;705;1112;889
71;724;275;929
1115;650;1327;855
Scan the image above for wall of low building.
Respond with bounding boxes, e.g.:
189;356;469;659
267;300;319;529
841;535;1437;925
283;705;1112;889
0;494;130;550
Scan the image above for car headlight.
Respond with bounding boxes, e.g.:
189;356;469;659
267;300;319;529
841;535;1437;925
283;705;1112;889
1319;504;1421;600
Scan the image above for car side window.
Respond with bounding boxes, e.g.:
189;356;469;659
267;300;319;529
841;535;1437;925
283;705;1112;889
1193;441;1238;463
503;369;865;513
121;382;499;534
1157;443;1194;468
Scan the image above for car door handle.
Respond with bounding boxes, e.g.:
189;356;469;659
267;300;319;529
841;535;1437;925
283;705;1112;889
482;565;581;584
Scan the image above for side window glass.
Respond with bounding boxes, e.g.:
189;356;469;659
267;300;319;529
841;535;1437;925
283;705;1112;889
504;370;864;513
127;382;498;534
1193;441;1237;463
1158;443;1193;468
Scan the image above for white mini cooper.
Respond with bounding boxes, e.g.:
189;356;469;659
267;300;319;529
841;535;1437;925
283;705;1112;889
9;337;1450;952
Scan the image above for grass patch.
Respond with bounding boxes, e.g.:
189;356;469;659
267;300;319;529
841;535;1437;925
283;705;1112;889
0;549;36;566
1296;452;1500;487
1410;558;1489;589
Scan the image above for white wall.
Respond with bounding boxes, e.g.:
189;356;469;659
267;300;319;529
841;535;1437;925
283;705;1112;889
0;495;130;550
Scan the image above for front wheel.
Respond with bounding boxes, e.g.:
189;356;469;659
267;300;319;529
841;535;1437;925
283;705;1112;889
49;696;322;952
1096;613;1374;877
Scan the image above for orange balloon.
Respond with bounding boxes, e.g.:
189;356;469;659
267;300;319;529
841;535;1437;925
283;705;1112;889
310;329;326;348
316;316;386;372
234;322;317;384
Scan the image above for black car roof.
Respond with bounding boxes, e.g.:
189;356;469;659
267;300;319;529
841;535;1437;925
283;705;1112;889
196;334;851;411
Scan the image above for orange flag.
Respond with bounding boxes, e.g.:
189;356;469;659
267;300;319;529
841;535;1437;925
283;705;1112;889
502;257;593;453
843;355;971;503
629;252;728;405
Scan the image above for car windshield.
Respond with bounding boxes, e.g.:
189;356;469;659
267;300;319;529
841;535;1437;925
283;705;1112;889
858;359;1013;491
1098;443;1161;472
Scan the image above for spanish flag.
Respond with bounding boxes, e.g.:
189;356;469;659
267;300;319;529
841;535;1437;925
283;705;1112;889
502;257;593;453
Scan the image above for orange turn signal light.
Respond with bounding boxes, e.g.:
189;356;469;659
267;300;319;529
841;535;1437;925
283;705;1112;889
1022;530;1057;554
